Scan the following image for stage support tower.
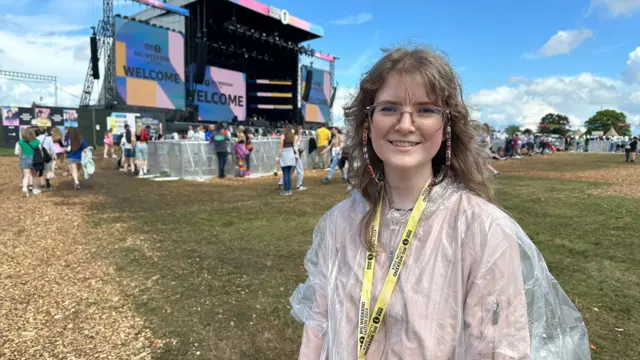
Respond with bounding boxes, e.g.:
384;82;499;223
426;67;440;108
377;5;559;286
79;0;115;107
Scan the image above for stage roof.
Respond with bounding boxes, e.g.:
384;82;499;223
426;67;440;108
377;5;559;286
132;0;324;39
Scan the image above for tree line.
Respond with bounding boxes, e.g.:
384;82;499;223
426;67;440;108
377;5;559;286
490;109;631;137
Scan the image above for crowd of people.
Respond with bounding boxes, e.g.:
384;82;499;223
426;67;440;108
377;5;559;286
15;126;92;196
100;119;351;196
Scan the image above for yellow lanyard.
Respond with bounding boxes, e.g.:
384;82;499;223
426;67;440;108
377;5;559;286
357;181;433;359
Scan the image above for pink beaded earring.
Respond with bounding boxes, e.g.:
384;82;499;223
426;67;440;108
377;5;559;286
362;121;383;187
432;111;452;186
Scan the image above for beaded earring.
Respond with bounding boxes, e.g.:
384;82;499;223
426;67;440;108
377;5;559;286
432;111;452;186
362;122;383;187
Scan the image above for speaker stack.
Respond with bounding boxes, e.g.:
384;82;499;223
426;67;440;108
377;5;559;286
90;34;100;80
193;39;208;84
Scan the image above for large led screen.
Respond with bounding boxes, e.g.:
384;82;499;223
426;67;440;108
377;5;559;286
115;17;185;109
191;65;246;122
301;67;331;123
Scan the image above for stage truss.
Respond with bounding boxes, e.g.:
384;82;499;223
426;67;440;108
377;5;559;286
79;0;115;107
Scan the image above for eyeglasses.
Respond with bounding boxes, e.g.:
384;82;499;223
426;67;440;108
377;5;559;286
366;103;446;133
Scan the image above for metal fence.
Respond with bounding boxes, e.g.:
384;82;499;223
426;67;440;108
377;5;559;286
489;138;628;154
147;137;323;179
149;138;630;179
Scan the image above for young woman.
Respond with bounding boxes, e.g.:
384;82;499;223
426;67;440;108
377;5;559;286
290;47;590;359
120;124;136;175
235;129;250;177
245;128;254;176
17;127;41;196
103;128;116;158
321;127;347;184
37;127;56;188
277;125;297;195
66;128;88;190
135;125;151;176
52;127;66;172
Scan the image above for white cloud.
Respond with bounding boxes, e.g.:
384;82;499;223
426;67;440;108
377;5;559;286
622;46;640;84
587;0;640;17
0;1;105;107
0;79;82;107
469;72;640;131
468;107;482;121
329;12;374;25
537;29;593;57
0;30;90;102
331;87;357;126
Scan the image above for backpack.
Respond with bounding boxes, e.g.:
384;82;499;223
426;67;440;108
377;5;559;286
40;136;52;163
24;140;45;171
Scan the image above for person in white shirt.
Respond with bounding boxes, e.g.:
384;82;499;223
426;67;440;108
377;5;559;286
37;128;56;189
197;126;206;141
187;125;195;140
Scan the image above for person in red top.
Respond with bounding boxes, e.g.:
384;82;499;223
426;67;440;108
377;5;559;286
511;134;519;156
135;125;152;176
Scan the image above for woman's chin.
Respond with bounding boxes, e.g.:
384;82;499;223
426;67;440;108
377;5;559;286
383;157;430;172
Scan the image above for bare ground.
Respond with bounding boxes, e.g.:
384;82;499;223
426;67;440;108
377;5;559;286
0;157;155;359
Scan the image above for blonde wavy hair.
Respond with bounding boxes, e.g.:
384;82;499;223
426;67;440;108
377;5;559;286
343;46;494;247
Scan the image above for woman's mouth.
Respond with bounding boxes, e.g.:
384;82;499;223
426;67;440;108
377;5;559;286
389;140;420;148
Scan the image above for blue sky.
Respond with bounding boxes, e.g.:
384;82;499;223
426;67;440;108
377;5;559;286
1;0;640;132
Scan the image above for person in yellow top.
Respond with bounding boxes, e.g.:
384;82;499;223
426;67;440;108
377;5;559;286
315;125;332;169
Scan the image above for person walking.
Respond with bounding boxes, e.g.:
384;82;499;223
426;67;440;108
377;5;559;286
17;127;41;196
277;125;297;195
66;128;88;190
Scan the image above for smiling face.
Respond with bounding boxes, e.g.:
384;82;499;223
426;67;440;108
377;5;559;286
369;72;445;173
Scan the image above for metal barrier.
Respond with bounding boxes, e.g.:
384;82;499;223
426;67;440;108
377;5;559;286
147;137;323;179
149;138;628;179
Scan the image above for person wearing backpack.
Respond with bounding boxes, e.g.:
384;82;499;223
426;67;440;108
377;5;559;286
37;128;56;189
66;128;88;190
17;127;42;196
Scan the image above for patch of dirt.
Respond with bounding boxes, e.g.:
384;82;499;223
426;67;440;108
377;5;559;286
0;157;155;359
207;169;329;185
505;161;640;198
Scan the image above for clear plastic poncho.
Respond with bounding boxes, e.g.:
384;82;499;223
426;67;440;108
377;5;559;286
290;179;590;359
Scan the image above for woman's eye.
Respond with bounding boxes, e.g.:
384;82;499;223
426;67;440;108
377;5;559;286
379;106;397;113
417;107;438;114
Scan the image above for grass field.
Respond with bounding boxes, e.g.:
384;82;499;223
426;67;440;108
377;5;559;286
0;147;15;157
1;152;638;359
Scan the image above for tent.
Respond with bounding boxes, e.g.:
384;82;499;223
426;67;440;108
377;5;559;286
604;127;619;137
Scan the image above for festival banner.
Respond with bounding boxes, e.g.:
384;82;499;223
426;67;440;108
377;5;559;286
2;107;20;143
34;107;52;127
3;125;19;144
191;65;247;122
63;109;78;127
106;112;138;136
114;16;185;110
2;107;19;126
10;107;35;126
301;67;331;123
